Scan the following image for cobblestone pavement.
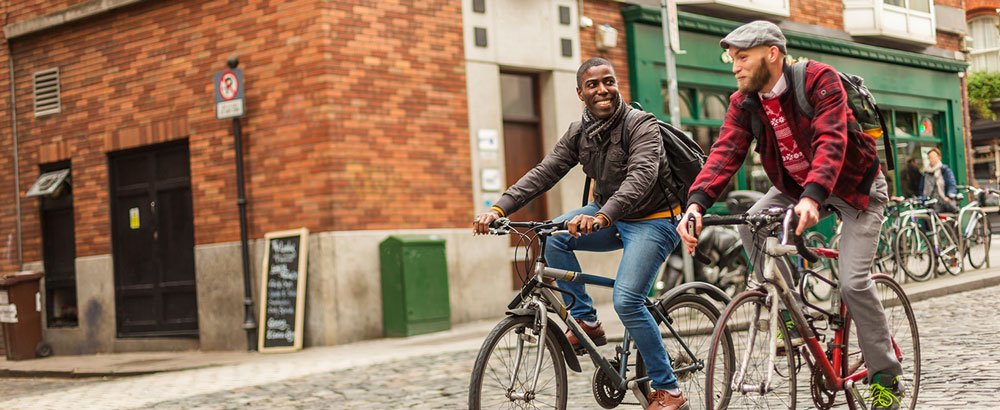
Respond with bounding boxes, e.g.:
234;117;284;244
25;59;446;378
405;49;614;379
2;284;998;409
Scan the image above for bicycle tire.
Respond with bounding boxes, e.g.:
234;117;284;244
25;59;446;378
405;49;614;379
828;232;841;278
966;213;991;269
636;293;730;410
469;315;568;410
842;274;920;410
874;226;900;280
936;220;962;275
895;226;935;282
705;290;797;410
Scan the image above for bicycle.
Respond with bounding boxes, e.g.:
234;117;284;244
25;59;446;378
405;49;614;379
954;185;996;270
895;197;961;279
698;206;920;409
469;218;735;409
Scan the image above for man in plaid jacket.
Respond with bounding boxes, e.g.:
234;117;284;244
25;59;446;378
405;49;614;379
676;21;905;410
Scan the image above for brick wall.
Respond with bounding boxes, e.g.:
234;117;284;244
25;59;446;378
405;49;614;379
967;0;999;17
582;0;632;103
1;0;470;265
790;0;845;30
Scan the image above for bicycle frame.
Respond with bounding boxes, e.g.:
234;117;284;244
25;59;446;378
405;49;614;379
502;227;709;406
740;216;906;404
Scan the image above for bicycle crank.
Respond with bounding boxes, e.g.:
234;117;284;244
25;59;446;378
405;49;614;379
810;366;836;410
592;359;626;409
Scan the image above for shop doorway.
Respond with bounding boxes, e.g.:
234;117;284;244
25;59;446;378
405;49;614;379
109;140;198;337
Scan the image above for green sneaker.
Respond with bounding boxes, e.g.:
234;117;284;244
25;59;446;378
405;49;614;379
776;310;803;356
868;374;903;410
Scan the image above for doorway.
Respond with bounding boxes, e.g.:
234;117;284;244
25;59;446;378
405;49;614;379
501;72;547;289
109;140;198;337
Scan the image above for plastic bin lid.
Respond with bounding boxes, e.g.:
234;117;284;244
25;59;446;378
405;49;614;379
0;271;43;286
383;234;445;244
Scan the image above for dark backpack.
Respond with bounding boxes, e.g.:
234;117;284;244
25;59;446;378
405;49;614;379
581;104;707;217
751;61;894;170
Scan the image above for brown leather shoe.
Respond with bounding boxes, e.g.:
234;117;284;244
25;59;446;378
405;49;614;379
565;319;607;352
646;390;689;410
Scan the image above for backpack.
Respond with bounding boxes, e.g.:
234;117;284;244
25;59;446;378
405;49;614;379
750;61;894;170
581;104;707;217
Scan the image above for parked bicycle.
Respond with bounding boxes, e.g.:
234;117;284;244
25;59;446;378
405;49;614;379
469;218;734;409
698;207;920;409
895;197;961;280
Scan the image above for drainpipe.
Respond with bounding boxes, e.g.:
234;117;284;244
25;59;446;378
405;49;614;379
8;42;22;270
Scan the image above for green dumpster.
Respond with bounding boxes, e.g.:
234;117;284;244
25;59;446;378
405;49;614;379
379;235;451;337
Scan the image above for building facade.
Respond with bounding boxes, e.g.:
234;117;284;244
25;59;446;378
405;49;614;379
0;0;971;355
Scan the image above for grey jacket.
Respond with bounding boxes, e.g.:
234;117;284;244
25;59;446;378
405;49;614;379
493;107;678;223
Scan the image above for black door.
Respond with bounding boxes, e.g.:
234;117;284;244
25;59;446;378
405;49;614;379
109;141;198;337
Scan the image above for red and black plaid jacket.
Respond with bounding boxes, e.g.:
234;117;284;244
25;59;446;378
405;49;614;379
688;61;880;212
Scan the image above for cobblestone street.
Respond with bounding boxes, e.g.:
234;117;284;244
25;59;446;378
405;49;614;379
2;282;999;409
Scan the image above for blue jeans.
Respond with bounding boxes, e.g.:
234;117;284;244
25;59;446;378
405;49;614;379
548;202;680;391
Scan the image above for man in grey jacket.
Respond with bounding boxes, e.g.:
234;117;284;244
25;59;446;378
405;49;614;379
473;58;688;410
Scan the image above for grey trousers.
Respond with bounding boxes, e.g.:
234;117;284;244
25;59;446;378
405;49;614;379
738;173;903;378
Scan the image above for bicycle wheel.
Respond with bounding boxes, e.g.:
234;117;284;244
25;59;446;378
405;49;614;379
469;315;568;410
874;227;899;280
842;274;920;410
828;232;841;278
966;213;991;269
895;226;934;282
636;294;729;410
936;220;962;275
803;231;834;302
705;290;797;410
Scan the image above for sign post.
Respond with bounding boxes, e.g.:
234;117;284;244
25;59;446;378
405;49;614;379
216;57;257;351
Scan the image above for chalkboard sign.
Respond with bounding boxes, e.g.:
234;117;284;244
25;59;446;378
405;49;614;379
258;228;309;352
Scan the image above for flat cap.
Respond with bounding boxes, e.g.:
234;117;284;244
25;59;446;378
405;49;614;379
720;20;786;54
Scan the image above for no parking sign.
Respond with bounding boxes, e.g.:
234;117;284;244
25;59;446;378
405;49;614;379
214;69;244;119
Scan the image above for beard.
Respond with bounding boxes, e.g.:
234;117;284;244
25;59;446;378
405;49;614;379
739;58;772;94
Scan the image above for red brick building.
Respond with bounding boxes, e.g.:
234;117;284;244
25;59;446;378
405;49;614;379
0;0;971;355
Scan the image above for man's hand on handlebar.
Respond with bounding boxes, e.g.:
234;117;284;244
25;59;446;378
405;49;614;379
473;209;502;235
677;204;703;254
567;214;607;237
793;197;820;235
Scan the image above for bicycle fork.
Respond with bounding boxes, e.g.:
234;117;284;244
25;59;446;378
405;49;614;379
505;298;549;402
731;287;781;394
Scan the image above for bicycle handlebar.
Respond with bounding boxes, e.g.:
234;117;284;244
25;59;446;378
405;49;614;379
489;218;602;235
696;207;819;263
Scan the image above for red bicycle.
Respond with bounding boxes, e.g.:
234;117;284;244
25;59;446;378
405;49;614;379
699;206;920;409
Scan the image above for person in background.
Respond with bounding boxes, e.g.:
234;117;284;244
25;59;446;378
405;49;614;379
899;156;921;198
919;147;957;213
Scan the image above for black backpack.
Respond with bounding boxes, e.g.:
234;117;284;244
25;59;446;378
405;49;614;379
750;61;894;170
581;104;707;217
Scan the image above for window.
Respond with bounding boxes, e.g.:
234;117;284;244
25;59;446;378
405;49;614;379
886;109;944;197
663;86;743;195
968;16;1000;72
884;0;929;12
37;161;78;327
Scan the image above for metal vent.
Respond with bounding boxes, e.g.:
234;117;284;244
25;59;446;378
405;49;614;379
33;68;60;117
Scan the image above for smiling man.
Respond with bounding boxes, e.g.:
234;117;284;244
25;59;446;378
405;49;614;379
473;58;689;410
676;20;905;410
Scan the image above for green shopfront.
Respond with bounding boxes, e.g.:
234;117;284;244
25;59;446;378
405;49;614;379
623;7;969;219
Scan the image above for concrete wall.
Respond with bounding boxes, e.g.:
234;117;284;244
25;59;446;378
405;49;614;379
36;227;620;354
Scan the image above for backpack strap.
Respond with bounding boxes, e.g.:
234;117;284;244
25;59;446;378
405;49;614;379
790;61;813;118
